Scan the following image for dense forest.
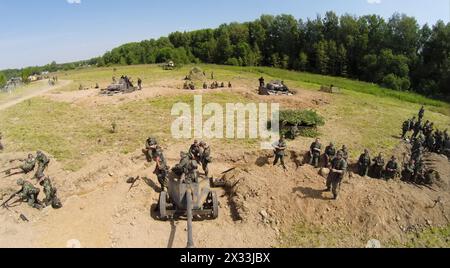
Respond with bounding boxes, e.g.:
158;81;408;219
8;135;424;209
1;12;449;99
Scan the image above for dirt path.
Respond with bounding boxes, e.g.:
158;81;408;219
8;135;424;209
0;80;72;111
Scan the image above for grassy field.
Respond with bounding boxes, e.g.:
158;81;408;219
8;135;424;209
0;64;449;169
0;80;47;104
0;64;449;247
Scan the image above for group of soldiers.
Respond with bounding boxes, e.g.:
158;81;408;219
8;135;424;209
142;138;212;192
1;151;62;210
402;106;449;157
205;81;232;89
183;81;232;90
399;106;447;184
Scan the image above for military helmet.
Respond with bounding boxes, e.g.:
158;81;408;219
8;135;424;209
17;178;25;186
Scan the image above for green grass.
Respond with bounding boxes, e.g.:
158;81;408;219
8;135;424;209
240;66;450;111
1;64;449;169
388;225;450;248
0;81;47;103
281;223;365;248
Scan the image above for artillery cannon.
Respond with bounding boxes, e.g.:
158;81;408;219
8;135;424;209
157;172;219;248
101;77;137;95
259;80;294;96
162;61;176;70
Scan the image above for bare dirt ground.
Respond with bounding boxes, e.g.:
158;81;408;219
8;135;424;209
0;80;449;248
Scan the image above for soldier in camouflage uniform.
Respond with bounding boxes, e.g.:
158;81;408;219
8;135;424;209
172;152;191;177
309;138;322;168
199;141;212;178
4;154;36;177
384;156;399;181
371;153;385;179
402;159;416;182
409;117;417;132
153;147;169;192
189;140;202;163
338;145;349;163
411;140;424;163
273;137;287;170
185;155;199;183
143;137;158;162
401;119;411;139
324;143;336;168
16;178;42;209
413;160;426;184
444;135;450;157
425;133;435;152
412;120;423;140
325;151;347;200
34;151;50;180
40;177;62;209
418;106;425;121
434;130;443;153
357;149;371;177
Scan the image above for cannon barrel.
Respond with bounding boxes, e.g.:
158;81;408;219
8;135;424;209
186;188;195;248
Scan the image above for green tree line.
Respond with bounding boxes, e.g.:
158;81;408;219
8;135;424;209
2;12;449;100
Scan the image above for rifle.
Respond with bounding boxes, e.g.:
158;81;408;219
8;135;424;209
127;176;140;192
1;190;22;208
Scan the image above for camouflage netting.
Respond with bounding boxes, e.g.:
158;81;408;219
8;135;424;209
188;67;206;81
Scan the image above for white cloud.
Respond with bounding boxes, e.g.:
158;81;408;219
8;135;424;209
367;0;382;4
67;0;81;4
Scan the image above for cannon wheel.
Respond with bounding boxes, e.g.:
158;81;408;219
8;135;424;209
159;191;168;221
210;191;219;219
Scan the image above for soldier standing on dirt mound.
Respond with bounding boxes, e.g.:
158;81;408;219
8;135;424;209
272;137;287;170
325;151;347;200
34;151;50;181
143;137;158;162
384;156;399;180
372;153;385;179
309;138;322;168
357;149;371;177
153;147;169;192
199;141;212;179
324;143;336;168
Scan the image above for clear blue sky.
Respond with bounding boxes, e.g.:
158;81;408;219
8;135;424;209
0;0;449;70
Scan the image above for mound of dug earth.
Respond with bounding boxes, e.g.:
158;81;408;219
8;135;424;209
217;150;450;247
